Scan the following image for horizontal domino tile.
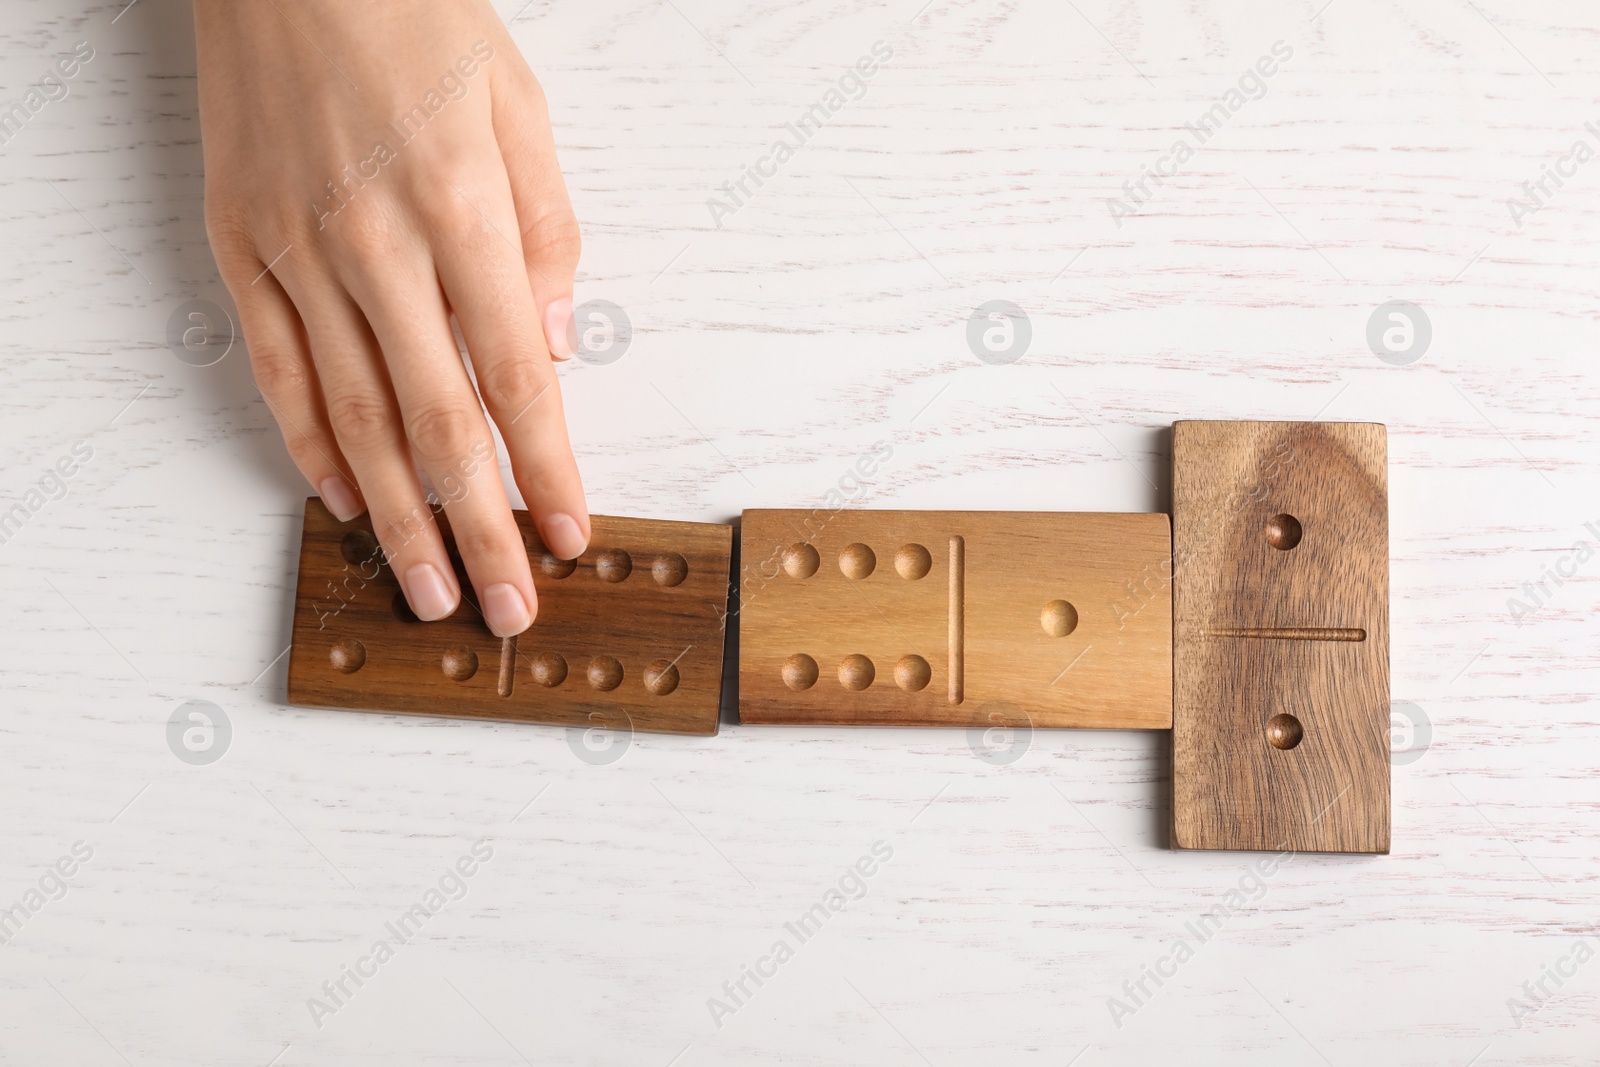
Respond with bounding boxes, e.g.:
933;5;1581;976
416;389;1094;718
288;499;733;735
737;510;1173;729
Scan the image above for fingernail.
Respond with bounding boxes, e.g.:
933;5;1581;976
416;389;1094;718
545;297;575;360
542;512;588;560
482;582;532;637
319;476;364;522
404;563;458;622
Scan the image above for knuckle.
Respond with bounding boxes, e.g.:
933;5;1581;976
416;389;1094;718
408;402;482;463
203;200;252;248
282;432;332;473
523;210;581;270
520;69;550;111
250;347;311;400
477;356;551;416
204;204;262;278
503;64;552;120
326;391;394;448
417;177;485;230
451;525;510;566
324;206;406;262
378;503;436;552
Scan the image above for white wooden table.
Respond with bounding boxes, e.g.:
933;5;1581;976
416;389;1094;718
2;0;1596;1063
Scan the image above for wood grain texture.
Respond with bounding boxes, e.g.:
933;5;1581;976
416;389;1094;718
1172;421;1390;853
288;499;732;735
739;509;1172;728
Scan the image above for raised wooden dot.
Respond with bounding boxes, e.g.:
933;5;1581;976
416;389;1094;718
839;654;875;690
339;529;379;567
895;543;932;580
782;543;819;579
894;654;931;692
1266;713;1304;750
1041;600;1079;638
652;553;688;587
782;653;819;691
596;549;632;582
391;590;420;624
1266;513;1302;551
530;652;567;687
839;543;876;579
330;638;366;673
643;660;680;695
442;647;478;682
541;553;577;578
588;655;624;691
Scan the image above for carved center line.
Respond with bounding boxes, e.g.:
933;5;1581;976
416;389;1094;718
948;535;965;705
498;635;518;696
1204;626;1366;642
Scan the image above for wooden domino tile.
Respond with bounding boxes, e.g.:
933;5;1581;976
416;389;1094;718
1171;421;1390;853
737;510;1172;729
287;499;733;736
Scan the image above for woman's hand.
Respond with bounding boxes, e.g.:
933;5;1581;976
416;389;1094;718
194;0;588;637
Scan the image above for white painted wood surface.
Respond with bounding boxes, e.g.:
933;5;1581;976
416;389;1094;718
2;0;1597;1062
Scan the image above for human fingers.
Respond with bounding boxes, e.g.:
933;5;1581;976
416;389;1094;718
329;221;539;638
431;177;589;563
273;251;466;624
208;216;364;521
